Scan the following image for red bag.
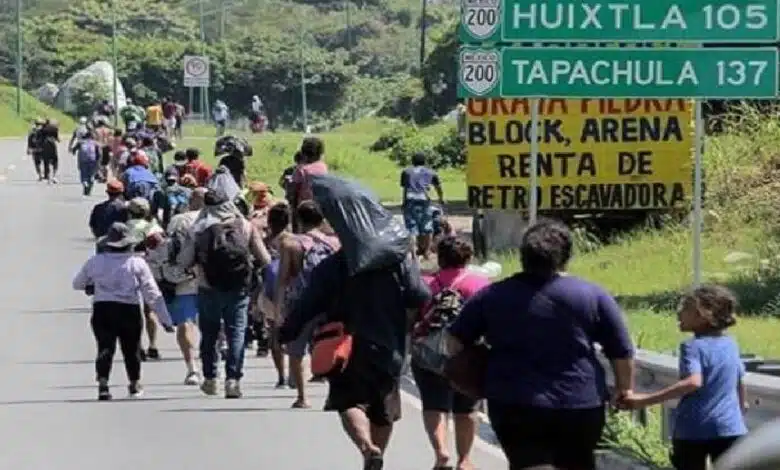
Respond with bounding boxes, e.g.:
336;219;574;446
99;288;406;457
310;321;353;378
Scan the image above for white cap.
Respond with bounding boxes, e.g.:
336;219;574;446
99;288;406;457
79;117;87;124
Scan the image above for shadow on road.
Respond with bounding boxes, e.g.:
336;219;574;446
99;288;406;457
162;407;281;413
23;357;183;365
0;397;175;405
20;307;91;315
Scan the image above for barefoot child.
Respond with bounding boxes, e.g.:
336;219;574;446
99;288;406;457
620;285;747;470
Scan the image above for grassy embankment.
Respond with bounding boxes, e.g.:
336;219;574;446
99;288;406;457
182;112;780;468
0;85;75;136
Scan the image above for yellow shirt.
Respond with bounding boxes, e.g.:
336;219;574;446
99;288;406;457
146;105;163;125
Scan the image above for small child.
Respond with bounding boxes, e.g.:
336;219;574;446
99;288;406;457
621;285;747;470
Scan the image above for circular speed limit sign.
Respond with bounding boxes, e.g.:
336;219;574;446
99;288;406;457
185;57;207;77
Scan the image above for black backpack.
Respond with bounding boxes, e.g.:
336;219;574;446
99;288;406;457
196;218;253;291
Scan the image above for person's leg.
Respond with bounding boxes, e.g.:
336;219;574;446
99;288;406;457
85;161;97;196
368;380;401;454
452;394;479;470
143;304;160;359
50;153;59;181
42;156;52;181
707;437;742;469
288;318;317;408
268;322;287;386
671;439;709;470
116;303;144;396
222;290;249;398
551;407;605;470
197;289;221;395
411;364;452;467
90;302;118;400
33;153;43;180
172;294;200;383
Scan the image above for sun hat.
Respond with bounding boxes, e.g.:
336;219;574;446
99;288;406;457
97;222;139;250
128;197;151;217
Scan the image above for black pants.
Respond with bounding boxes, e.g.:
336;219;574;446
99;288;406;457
91;302;144;383
488;402;606;470
671;437;741;470
33;152;43;176
43;154;58;179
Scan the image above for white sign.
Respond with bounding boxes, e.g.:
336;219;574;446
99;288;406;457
183;55;210;87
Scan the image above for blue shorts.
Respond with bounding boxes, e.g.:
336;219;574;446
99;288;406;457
403;199;434;236
168;294;198;325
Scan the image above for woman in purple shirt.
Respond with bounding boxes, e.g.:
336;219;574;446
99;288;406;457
73;222;173;401
448;219;636;470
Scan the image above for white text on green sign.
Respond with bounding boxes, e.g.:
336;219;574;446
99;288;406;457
460;0;780;43
457;47;779;99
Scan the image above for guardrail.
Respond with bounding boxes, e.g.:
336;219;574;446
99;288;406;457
601;348;780;441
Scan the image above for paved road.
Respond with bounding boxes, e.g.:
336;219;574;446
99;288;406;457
0;141;506;470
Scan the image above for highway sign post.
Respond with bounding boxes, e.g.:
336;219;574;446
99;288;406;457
458;47;779;99
460;0;780;44
459;0;779;285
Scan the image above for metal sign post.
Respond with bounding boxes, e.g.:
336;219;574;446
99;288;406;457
529;98;540;225
692;100;704;286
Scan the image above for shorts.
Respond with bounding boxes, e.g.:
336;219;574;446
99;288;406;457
411;363;478;414
285;316;322;359
487;402;605;470
167;294;198;325
165;118;177;130
324;343;402;426
671;437;742;470
403;199;434;236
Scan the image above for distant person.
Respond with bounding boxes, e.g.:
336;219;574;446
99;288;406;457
40;120;60;184
146;100;164;132
69;117;90;154
290;137;327;227
162;97;178;138
620;285;747;470
174;101;185;140
215;135;252;188
400;152;444;259
27;118;45;181
447;219;635;470
213;100;229;137
76;130;101;196
88;179;129;239
183;147;213;187
120;98;145;132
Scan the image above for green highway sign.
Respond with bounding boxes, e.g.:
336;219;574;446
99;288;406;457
457;47;779;98
460;0;780;44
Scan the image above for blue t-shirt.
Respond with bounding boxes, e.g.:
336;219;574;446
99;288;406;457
449;273;634;409
400;166;439;201
673;335;747;440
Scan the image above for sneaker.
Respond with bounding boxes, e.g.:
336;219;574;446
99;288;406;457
37;175;44;182
128;382;144;399
225;379;242;399
200;379;218;396
146;348;161;360
51;177;58;184
275;377;287;389
184;371;201;386
363;454;384;470
98;384;112;401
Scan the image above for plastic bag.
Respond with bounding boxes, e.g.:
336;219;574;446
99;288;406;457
310;174;411;276
206;166;241;203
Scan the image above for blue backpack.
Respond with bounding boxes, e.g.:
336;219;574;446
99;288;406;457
78;140;99;164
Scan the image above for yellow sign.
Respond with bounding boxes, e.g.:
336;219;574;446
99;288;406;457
466;98;693;211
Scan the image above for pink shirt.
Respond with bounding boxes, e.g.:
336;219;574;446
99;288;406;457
419;267;491;321
293;161;328;202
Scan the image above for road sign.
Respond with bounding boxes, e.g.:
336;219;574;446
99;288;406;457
183;55;210;87
457;46;779;98
459;0;780;44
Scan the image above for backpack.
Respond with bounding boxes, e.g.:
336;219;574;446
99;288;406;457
196;218;253;291
285;233;337;308
126;178;159;202
77;140;99;163
410;272;469;373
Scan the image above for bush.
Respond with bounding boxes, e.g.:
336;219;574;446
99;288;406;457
370;122;417;151
374;122;465;169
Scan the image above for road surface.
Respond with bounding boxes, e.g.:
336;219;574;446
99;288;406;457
0;141;506;470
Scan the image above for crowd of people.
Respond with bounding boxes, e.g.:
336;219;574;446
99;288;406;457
64;117;753;470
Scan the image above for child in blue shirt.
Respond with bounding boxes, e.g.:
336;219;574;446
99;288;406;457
620;285;747;470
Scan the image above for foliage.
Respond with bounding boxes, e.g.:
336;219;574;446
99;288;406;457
0;0;459;128
0;84;75;136
372;121;465;169
70;74;110;117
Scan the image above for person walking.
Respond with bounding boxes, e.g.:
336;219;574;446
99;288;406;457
72;222;174;401
89;179;129;239
75;130;101;196
177;189;271;399
447;219;636;470
40;120;60;184
411;237;490;470
400;152;444;259
27;118;46;181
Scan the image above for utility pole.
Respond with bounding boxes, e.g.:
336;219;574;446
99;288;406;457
15;0;22;116
219;0;226;40
111;0;119;127
300;24;308;133
419;0;427;70
199;0;206;121
345;0;355;122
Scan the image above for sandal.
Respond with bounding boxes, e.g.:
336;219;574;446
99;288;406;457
291;399;311;409
363;454;383;470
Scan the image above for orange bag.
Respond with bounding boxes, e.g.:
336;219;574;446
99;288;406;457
310;321;353;378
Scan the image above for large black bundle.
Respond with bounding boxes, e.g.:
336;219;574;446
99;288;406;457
311;174;410;276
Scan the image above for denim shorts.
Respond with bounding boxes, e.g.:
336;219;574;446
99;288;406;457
168;294;198;325
403;199;434;236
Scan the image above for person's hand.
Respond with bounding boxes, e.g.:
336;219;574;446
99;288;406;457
163;324;175;333
614;390;649;410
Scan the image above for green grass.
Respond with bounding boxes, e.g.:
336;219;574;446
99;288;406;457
0;85;75;136
180;117;466;204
